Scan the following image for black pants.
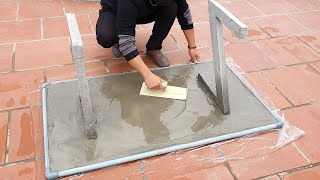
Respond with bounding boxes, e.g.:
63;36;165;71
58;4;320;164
96;2;178;51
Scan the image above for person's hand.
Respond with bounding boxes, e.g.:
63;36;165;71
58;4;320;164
188;48;200;64
144;73;166;90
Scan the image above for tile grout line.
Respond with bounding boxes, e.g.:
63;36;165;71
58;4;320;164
214;146;238;180
1;112;9;165
258;71;296;107
246;41;297;107
276;174;283;180
279;101;320;111
16;0;20;21
282;59;320;67
40;18;44;40
8;63;74;73
255;174;281;180
285;14;313;33
0;36;70;46
0;106;42;115
307;64;320;75
0;15;68;23
247;10;320;18
137;160;147;180
0;157;38;168
243;0;266;17
61;0;66;15
281;0;302;13
296;36;320;56
11;43;16;72
292;142;312;164
169;33;183;51
87;14;95;34
252;41;281;67
4;111;11;164
43;68;48;83
277;163;320;177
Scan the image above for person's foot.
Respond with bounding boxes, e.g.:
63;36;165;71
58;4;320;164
146;50;170;67
112;43;122;58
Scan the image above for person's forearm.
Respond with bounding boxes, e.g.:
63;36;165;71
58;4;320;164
183;28;196;47
128;55;152;78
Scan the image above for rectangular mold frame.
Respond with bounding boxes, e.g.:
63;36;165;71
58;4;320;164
41;61;284;179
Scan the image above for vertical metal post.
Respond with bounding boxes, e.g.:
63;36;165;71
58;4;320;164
198;0;247;115
66;13;97;139
210;15;230;114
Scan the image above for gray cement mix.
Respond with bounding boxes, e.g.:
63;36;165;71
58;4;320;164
45;61;277;172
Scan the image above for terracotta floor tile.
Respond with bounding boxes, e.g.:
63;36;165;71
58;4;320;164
169;165;234;180
89;13;99;32
218;0;263;18
46;61;107;82
18;0;64;19
30;106;44;158
0;69;44;111
281;166;320;180
0;2;17;21
224;18;271;43
225;42;277;72
299;33;320;53
0;19;40;44
282;104;320;163
61;161;142;180
82;35;115;62
141;146;233;179
244;72;291;109
289;12;320;33
0;112;8;165
218;131;308;179
170;23;211;49
284;0;320;11
136;30;180;54
8;108;36;162
77;15;94;35
0;160;45;179
15;38;73;70
0;44;13;73
105;59;135;74
256;37;320;65
251;15;310;37
311;62;320;72
189;3;209;23
263;65;320;105
43;15;93;39
63;0;101;15
165;48;212;65
246;0;298;15
43;17;69;39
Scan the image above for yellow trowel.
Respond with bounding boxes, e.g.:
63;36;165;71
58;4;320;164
139;81;187;100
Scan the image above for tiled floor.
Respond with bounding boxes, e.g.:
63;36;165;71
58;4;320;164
0;0;319;179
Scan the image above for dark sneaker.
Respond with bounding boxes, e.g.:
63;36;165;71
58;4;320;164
146;50;170;67
112;43;122;58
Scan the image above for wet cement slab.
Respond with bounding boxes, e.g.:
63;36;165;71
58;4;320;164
45;61;278;172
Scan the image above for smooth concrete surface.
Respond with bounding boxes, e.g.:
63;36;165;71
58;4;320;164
45;61;277;172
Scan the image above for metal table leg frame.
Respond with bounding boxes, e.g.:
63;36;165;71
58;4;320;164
66;13;97;139
198;0;248;115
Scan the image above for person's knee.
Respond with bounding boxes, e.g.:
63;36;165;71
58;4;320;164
96;33;116;48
